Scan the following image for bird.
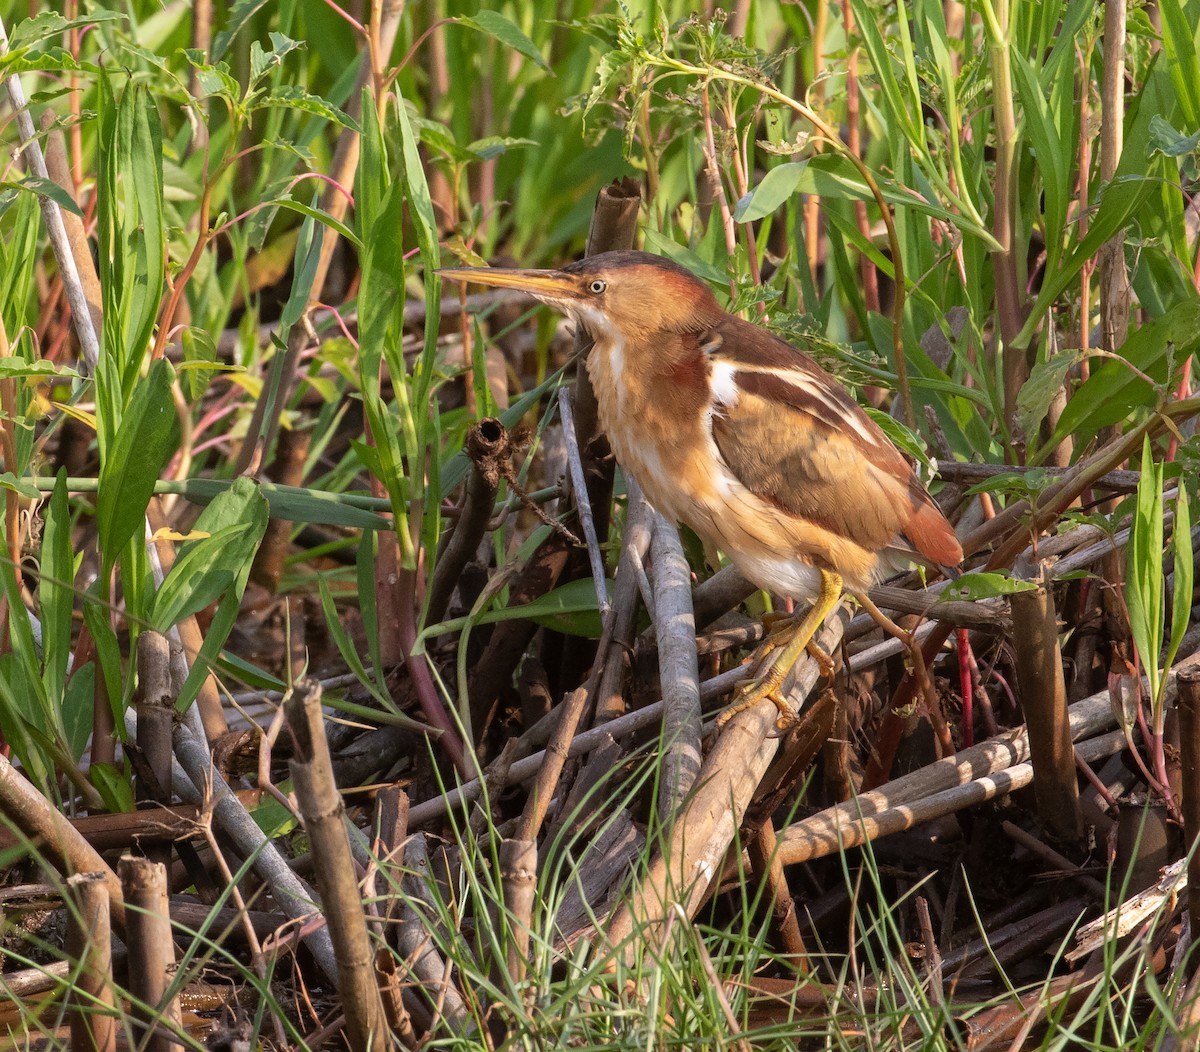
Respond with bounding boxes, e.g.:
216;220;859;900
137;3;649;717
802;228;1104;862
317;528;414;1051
439;250;963;727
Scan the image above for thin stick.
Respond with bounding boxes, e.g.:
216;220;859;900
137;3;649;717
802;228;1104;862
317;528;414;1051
557;387;610;619
0;16;100;370
651;512;703;819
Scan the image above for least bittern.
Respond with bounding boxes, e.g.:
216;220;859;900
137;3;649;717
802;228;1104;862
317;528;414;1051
440;251;963;726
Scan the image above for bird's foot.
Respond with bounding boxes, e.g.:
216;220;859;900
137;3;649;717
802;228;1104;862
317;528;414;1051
807;640;836;681
715;670;796;732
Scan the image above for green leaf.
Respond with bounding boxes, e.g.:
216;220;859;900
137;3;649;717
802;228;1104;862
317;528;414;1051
0;357;77;379
151;477;269;628
457;11;552;73
1127;438;1165;712
419;576;614;645
1017;350;1086;450
61;663;94;763
1148;114;1200;158
212;0;271;60
39;472;74;705
249;32;304;88
0;473;40;500
1049;300;1200;447
940;572;1040;602
95;358;181;568
1158;0;1200;130
90;763;134;814
1168;484;1193;674
0;177;83;217
257;87;361;133
150;522;262;632
733;161;809;223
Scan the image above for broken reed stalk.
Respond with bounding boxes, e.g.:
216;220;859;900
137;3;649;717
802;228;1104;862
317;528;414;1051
746;820;808;965
1010;581;1083;842
606;616;847;954
425;418;506;627
158;713;340;981
285;678;390;1051
499;837;537;981
119;856;182;1052
66;872;116;1052
1177;666;1200;940
775;687;1123;866
136;630;175;871
650;512;703;819
0;754;125;929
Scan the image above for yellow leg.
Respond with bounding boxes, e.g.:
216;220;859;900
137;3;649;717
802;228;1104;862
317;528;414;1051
716;570;844;730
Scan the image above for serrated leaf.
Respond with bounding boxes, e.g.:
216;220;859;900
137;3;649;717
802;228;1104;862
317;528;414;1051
212;0;271;60
457;11;552;73
1017;350;1086;448
256;87;361;132
249;32;304;87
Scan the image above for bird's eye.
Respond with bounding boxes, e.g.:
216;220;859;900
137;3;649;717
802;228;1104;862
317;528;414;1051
588;279;607;295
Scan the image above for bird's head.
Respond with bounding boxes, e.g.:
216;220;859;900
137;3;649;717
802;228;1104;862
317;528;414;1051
438;250;722;346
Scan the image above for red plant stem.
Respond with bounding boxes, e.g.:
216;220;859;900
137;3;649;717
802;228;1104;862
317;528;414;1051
957;628;974;748
395;567;469;777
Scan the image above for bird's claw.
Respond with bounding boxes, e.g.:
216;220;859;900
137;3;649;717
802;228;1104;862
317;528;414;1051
807;641;836;681
714;679;796;732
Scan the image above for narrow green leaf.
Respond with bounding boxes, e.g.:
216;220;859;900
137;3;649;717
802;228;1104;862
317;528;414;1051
39;472;74;705
1168;484;1193;674
1126;438;1164;710
457;11;552;73
1049;300;1200;446
95;358;180;567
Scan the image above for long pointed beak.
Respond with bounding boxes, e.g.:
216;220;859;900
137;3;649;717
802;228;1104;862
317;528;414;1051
437;266;580;303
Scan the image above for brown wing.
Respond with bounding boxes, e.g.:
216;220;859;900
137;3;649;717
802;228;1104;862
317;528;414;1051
704;316;962;568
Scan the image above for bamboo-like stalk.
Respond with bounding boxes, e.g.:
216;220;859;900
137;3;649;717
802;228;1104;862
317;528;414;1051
119;856;182;1052
499;837;537;981
0;754;125;929
136;630;175;871
776;691;1123;865
651;512;703;820
605;616;846;954
66;872;116;1052
1010;582;1082;842
286;678;390;1050
425;418;507;628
